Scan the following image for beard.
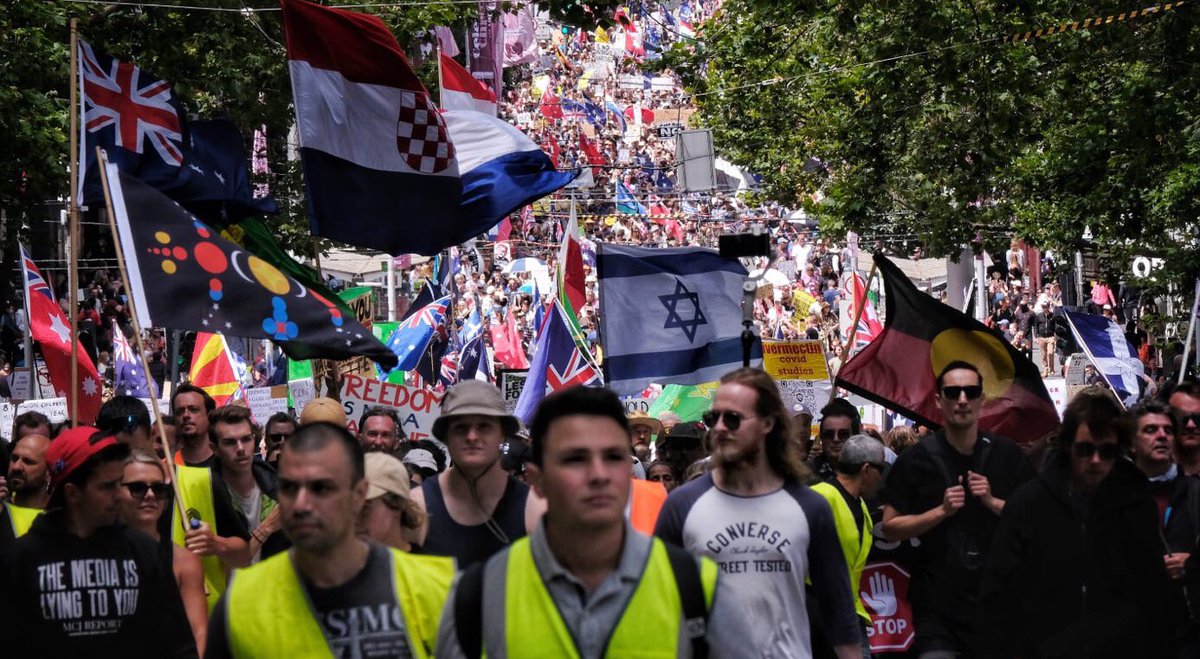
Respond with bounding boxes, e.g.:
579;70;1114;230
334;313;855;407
712;435;763;470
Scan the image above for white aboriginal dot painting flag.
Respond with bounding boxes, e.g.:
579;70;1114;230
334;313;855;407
105;166;398;369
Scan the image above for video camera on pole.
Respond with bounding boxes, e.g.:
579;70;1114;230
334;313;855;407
719;225;772;368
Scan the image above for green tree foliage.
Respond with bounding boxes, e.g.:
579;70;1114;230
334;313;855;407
675;0;1200;288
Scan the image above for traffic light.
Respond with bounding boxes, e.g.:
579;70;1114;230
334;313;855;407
1054;313;1077;354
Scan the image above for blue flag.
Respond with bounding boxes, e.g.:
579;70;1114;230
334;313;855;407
79;42;275;223
112;320;156;398
616;182;647;215
1063;310;1145;406
384;295;451;373
514;302;602;423
597;244;761;395
457;333;492;383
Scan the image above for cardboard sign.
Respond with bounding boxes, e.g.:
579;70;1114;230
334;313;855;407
13;397;69;433
339;373;442;441
498;370;529;414
777;379;832;415
620;396;653;415
761;340;831;381
656;122;683;138
245;387;289;425
0;402;14;440
861;562;916;652
138;397;171;420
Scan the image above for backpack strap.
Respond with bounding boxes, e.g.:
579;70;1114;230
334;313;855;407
663;541;710;659
453;561;486;659
919;434;955;488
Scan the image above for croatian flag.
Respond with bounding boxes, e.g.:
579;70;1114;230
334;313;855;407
283;0;462;256
442;110;578;241
439;52;497;115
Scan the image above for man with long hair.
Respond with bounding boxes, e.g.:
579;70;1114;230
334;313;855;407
655;367;863;659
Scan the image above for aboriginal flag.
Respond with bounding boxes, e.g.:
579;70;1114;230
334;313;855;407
105;166;398;369
836;254;1058;443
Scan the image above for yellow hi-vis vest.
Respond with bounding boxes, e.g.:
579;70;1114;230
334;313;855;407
5;502;42;537
811;481;873;623
501;536;718;658
170;464;225;612
224;548;455;659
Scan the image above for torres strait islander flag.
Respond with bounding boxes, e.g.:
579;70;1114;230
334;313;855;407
836;254;1058;443
438;52;497;115
282;0;462;255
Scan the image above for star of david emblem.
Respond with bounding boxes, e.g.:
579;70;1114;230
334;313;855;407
659;278;706;343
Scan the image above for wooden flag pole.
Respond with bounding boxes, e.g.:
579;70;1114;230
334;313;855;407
95;151;191;530
827;260;878;406
68;19;81;422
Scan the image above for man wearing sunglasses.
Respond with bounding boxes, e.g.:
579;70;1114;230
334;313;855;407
811;399;862;482
656;368;864;659
262;412;297;470
880;361;1034;657
978;390;1181;658
1167;381;1200;477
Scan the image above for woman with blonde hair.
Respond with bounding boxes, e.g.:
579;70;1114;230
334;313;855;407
119;450;208;655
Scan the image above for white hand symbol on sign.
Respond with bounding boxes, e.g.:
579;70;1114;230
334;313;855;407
861;572;897;617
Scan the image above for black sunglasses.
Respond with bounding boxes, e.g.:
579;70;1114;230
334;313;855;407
1174;412;1200;428
819;428;852;442
702;409;754;430
123;481;171;499
941;385;984;401
1072;442;1120;461
267;433;293;443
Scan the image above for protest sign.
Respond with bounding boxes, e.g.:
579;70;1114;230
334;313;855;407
761;340;831;381
499;369;529;414
245;387;289;425
777;379;833;416
289;378;316;416
620;396;653;414
138;397;170;420
9;398;69;437
1044;377;1069;419
656;122;683;138
861;562;915;652
9;368;31;400
339;372;442;441
0;402;13;440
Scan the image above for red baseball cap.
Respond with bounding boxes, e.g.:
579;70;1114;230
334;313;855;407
47;426;119;490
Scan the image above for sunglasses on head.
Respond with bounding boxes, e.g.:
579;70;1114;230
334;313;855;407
819;428;852;442
941;385;984;401
702;409;755;430
123;481;171;499
1072;441;1120;461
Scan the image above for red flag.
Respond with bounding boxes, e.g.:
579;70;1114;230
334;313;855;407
19;246;101;423
845;272;884;350
836;254;1058;443
623;105;655;124
438;52;497;115
558;203;587;313
579;132;606;168
189;332;243;406
492;309;530;369
540;88;563;119
545;133;561;167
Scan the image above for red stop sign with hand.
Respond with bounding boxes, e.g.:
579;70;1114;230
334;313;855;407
860;561;915;652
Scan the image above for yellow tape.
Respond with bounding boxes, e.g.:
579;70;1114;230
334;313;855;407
1005;0;1186;43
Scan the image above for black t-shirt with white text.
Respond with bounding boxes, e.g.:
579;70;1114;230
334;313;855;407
207;544;412;659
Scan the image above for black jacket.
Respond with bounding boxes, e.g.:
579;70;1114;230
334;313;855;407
0;510;197;658
977;456;1183;658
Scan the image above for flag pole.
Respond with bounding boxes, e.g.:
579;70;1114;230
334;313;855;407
95;151;192;530
1180;278;1200;386
68;18;81;423
828;260;878;406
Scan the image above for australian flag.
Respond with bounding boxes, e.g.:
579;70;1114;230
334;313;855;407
78;41;276;222
112;320;156;398
385;295;452;374
513;301;602;423
457;332;492;383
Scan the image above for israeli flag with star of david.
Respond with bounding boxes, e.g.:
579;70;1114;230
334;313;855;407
1063;310;1145;406
597;244;761;395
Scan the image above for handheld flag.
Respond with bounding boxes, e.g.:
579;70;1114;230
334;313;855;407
79;42;274;222
282;0;462;255
836;253;1058;443
105;166;398;368
384;295;452;373
112;320;156;398
597;244;759;395
19;246;102;423
438;52;497;115
514;301;603;423
190;332;244;406
457;332;492;383
616;182;647;215
845;272;883;352
1063;310;1146;407
492;308;531;370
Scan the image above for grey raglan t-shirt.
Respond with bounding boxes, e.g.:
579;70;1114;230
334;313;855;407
655;473;861;659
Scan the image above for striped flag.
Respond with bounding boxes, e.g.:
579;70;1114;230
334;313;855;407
189;332;244;406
